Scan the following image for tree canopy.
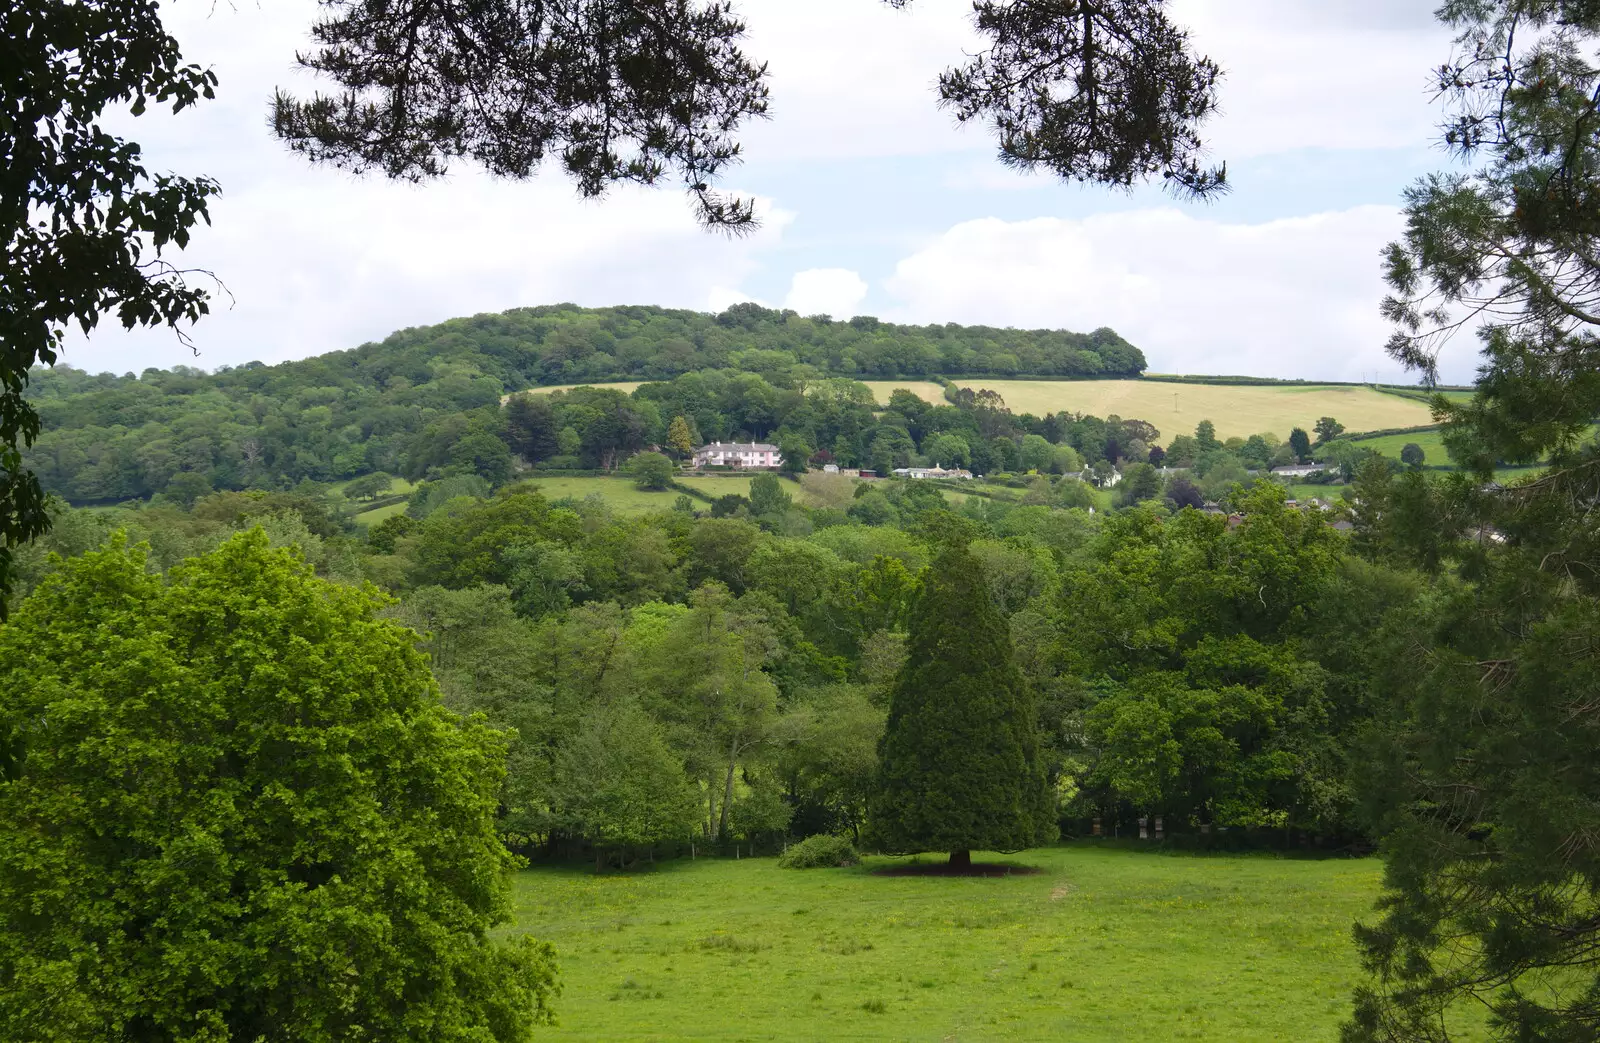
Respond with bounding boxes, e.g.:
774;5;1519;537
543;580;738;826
0;530;557;1041
870;541;1055;864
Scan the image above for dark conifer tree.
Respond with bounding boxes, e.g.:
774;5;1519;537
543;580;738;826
870;541;1055;867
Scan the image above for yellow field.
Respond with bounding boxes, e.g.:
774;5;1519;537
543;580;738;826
501;382;644;404
864;380;1433;440
859;381;949;408
497;378;1433;441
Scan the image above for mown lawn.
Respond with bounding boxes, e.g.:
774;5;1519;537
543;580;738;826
505;845;1384;1042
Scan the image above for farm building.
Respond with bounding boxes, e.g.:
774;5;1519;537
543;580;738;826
693;441;780;469
1271;463;1324;478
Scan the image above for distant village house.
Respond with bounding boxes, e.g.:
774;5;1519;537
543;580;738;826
693;441;780;469
891;465;974;480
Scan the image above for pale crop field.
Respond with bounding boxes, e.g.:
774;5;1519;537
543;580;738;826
501;382;644;404
864;380;1436;441
505;845;1391;1042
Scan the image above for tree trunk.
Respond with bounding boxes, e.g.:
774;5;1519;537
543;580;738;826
949;849;972;869
717;740;738;841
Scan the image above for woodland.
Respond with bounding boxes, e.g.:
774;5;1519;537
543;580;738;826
7;0;1600;1041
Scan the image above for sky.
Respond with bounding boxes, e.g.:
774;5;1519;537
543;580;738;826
67;0;1479;384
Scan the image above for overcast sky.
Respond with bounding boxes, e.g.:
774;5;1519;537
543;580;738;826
68;0;1477;383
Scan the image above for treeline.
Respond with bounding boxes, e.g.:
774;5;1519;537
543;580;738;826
25;365;1162;505
23;304;1143;502
10;463;1402;860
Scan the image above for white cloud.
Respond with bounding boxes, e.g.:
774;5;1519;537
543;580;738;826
783;268;869;319
1171;0;1452;158
66;166;794;373
59;0;1464;379
881;205;1447;383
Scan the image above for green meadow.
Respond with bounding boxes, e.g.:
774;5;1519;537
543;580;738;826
1345;428;1450;464
506;846;1384;1042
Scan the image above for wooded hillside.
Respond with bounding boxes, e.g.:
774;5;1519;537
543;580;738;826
24;304;1142;504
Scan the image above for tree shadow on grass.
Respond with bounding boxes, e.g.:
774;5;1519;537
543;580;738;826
871;862;1043;878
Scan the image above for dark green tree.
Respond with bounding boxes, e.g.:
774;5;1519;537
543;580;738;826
505;393;561;463
1115;461;1163;507
343;470;393;501
778;434;812;475
748;473;794;516
1194;419;1221;453
1350;3;1600;1039
1398;442;1425;469
2;0;220;611
870;541;1055;867
0;531;557;1040
1288;427;1313;462
1314;416;1345;444
936;0;1226;197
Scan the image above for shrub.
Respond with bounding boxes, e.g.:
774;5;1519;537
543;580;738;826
779;834;860;869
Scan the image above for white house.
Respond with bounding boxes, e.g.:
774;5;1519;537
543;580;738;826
1271;463;1323;478
693;441;780;469
891;465;974;480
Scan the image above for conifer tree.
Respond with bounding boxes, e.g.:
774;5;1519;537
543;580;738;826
869;541;1055;867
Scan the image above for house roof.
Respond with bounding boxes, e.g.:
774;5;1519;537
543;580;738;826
695;441;778;453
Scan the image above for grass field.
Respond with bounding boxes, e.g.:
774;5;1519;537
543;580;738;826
865;380;1435;441
505;845;1384;1042
1347;429;1450;465
353;500;409;525
501;382;645;404
497;378;1437;442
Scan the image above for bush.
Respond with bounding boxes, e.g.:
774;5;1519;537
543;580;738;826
779;834;860;869
628;451;676;490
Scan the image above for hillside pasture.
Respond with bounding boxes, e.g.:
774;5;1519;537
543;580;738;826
502;382;645;404
865;380;1435;441
353;500;410;525
506;845;1387;1042
1347;429;1450;465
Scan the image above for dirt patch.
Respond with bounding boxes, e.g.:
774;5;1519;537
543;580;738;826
873;863;1043;878
1049;883;1073;901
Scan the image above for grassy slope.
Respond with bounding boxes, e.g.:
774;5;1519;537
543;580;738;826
865;380;1433;441
506;846;1383;1042
501;382;646;403
1346;429;1450;464
353;500;409;525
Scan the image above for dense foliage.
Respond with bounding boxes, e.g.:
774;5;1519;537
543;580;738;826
0;530;557;1041
1;0;220;609
24;304;1144;504
872;541;1056;862
776;834;860;869
1346;3;1600;1039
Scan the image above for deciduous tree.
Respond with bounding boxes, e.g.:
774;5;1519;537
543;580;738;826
0;531;557;1041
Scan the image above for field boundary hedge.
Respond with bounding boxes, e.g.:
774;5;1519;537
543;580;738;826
1345;424;1444;442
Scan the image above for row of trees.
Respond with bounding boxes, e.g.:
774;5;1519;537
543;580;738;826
25;361;1175;503
8;465;1400;851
